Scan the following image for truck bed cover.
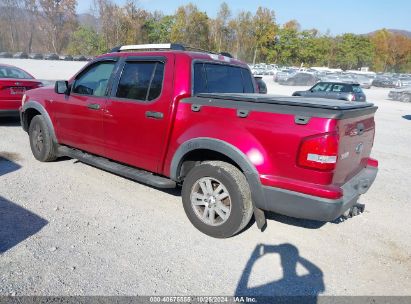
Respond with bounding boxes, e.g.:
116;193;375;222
196;93;374;110
183;93;377;119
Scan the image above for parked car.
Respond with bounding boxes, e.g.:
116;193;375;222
254;76;267;94
372;76;398;88
0;64;42;117
320;74;342;83
13;52;29;59
352;74;373;89
278;72;318;86
399;91;411;102
274;69;296;82
73;55;87;61
44;53;59;60
29;53;44;60
59;55;73;61
396;77;411;88
293;82;366;102
388;87;411;101
0;52;13;58
20;44;378;238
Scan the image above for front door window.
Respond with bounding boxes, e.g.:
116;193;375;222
72;61;116;97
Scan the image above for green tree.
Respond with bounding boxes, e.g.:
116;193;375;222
122;0;150;44
229;11;255;62
39;0;78;53
210;2;231;52
67;26;105;55
274;24;300;65
334;34;373;70
144;13;175;43
370;29;391;71
252;7;277;64
170;3;210;49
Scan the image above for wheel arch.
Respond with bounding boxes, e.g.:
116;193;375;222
170;138;267;210
21;101;57;143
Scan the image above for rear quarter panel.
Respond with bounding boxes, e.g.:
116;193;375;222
164;102;337;188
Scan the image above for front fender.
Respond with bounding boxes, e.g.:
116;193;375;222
21;100;57;143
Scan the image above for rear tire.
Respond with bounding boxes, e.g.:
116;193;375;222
182;161;253;238
29;115;57;162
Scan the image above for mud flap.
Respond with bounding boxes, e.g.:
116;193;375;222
253;207;267;231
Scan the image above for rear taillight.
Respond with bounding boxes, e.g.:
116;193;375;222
367;158;378;168
298;133;339;171
21;94;27;106
347;93;356;101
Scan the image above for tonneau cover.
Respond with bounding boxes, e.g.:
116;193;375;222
196;93;374;110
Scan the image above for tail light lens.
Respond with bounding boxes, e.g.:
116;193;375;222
367;158;378;168
21;94;27;106
298;133;339;171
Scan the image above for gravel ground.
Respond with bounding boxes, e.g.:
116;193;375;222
0;64;411;296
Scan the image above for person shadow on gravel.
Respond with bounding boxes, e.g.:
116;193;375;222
0;196;48;253
235;243;324;304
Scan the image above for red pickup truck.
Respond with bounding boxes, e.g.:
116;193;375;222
20;44;378;238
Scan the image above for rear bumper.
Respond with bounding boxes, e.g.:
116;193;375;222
261;166;378;221
0;110;19;117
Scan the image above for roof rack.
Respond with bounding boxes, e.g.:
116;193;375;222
110;43;233;58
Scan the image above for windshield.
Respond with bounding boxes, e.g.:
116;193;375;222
193;62;255;95
0;65;33;79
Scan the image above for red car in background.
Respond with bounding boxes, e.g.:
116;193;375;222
0;64;42;117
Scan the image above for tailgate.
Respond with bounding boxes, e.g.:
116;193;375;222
333;112;376;185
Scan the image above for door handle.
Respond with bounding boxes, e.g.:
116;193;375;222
145;111;163;119
87;103;100;110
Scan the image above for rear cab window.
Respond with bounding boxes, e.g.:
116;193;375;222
193;62;255;95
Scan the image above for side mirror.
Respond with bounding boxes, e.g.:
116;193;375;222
55;80;69;94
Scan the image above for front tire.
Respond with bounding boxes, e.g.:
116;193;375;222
29;115;57;162
182;161;253;238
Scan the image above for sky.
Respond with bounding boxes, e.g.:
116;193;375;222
77;0;411;35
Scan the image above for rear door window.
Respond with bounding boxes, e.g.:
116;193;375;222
193;63;254;95
116;61;164;101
